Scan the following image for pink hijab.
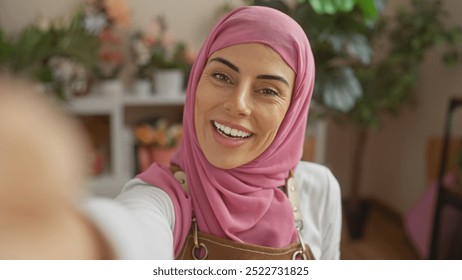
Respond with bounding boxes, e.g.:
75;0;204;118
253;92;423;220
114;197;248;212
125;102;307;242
138;6;315;257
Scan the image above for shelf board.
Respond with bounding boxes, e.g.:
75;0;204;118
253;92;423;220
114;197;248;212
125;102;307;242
65;92;186;114
65;94;117;114
122;93;185;106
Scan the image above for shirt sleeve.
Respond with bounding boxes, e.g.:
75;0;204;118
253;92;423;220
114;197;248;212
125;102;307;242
82;178;175;259
296;162;342;260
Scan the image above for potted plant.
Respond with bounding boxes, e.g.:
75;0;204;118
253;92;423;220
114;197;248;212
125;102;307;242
133;118;183;170
250;0;462;238
82;0;131;96
130;31;154;96
145;15;195;96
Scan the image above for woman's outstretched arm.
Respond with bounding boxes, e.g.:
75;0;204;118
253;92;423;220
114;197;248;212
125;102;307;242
0;76;112;259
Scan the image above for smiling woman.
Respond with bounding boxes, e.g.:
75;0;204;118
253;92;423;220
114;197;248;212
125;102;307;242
134;6;341;260
195;43;295;169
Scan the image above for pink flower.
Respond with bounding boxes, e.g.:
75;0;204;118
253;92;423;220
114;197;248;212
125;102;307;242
183;46;197;65
99;49;122;65
103;0;131;27
98;28;120;43
142;35;156;47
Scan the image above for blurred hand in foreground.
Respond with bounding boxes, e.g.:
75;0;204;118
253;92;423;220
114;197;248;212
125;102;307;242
0;75;110;259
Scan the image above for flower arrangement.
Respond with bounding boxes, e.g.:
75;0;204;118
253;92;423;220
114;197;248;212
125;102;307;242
96;28;124;79
83;0;130;33
82;0;131;80
0;11;98;100
134;118;183;169
134;118;183;148
45;55;93;99
139;15;195;72
130;31;154;79
0;0;196;97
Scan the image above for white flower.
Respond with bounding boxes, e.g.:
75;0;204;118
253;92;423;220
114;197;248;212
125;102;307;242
48;57;73;81
133;40;151;66
84;13;107;34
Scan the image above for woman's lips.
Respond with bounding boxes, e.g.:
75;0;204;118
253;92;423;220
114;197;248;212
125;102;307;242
210;120;253;147
212;121;252;138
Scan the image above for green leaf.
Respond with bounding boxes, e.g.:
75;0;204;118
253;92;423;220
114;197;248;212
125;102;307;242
357;0;380;19
321;66;362;112
345;33;371;64
309;0;360;14
309;0;337;14
327;34;344;53
35;65;54;82
333;0;356;12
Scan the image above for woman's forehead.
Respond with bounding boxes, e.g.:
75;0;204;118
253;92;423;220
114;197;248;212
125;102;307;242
208;43;297;74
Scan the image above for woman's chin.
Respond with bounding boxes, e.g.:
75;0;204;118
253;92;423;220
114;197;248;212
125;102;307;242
204;153;249;170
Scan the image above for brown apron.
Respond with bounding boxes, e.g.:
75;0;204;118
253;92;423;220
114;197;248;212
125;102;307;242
176;218;315;260
170;167;315;260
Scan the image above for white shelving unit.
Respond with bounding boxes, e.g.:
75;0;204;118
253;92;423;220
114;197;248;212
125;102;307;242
66;92;185;198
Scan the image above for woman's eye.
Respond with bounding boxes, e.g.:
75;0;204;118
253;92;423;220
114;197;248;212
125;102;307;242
212;72;232;84
259;88;279;96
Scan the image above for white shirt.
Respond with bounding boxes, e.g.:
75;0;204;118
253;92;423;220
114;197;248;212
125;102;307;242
83;161;342;260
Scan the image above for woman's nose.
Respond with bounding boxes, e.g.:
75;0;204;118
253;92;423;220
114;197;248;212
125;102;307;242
224;85;252;117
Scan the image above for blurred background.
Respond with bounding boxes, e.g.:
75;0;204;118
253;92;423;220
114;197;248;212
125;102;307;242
1;0;461;259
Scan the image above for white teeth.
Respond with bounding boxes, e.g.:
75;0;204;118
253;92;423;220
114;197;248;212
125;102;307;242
213;121;251;138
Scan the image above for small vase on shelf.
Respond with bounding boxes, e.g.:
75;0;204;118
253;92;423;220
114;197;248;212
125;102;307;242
99;79;124;97
133;79;152;97
153;69;184;97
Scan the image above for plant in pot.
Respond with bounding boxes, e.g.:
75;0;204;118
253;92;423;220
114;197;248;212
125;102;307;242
342;0;461;238
133;118;183;171
130;31;155;96
82;0;132;96
146;15;195;96
250;0;462;238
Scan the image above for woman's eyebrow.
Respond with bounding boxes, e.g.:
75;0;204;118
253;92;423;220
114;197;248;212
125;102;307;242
256;74;289;87
209;57;240;73
209;57;290;87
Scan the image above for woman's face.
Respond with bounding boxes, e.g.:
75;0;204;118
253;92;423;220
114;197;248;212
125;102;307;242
195;43;295;169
